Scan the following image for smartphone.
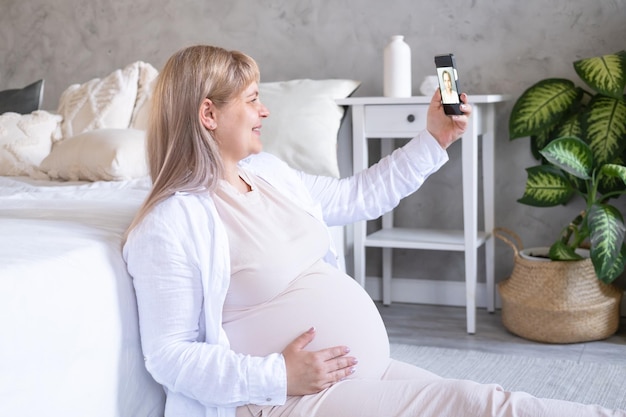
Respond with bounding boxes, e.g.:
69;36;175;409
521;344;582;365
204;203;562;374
434;54;462;115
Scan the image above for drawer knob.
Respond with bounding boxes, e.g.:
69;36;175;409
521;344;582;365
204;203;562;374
407;114;415;123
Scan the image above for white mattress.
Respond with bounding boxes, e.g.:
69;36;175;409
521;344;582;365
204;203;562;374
0;176;165;417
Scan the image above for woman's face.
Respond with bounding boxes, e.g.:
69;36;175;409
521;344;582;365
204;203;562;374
443;71;453;92
212;82;270;165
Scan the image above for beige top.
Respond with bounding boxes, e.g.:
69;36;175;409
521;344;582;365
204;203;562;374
214;169;390;380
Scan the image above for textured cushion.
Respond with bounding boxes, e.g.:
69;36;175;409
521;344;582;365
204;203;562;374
259;79;360;177
0;80;44;115
57;63;140;138
0;110;62;177
40;128;148;181
129;62;159;131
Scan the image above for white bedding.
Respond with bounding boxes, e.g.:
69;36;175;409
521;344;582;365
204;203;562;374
0;176;165;417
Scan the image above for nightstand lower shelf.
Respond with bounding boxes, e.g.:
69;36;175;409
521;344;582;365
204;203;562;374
366;228;491;311
365;228;488;251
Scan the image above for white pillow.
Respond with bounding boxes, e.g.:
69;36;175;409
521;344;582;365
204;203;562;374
259;79;360;177
57;62;140;138
130;62;159;131
0;110;62;177
40;128;148;181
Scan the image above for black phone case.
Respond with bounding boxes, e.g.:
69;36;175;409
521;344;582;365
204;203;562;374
434;54;463;115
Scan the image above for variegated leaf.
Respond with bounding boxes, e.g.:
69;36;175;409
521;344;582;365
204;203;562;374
596;243;626;284
589;203;626;283
530;135;546;160
574;51;626;99
518;165;573;207
568;171;589;195
585;95;626;166
509;79;582;139
598;155;626;195
539;136;593;179
549;240;583;261
554;113;584;142
599;174;626;196
531;114;585;160
600;163;626;186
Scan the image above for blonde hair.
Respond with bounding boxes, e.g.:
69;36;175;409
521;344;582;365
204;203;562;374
125;45;260;240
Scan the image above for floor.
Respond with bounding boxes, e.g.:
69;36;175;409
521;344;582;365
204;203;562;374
377;302;626;366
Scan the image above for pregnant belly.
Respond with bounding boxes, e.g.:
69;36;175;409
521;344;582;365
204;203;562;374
222;261;391;380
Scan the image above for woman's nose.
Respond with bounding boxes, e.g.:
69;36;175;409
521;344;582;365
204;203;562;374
260;104;270;118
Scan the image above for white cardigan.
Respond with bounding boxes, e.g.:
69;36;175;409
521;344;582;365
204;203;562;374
123;130;448;417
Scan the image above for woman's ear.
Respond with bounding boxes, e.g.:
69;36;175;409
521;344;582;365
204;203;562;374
199;98;217;130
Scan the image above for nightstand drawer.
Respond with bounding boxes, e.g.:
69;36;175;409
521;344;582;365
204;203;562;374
364;104;428;136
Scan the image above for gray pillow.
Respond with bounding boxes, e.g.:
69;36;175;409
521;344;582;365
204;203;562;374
0;79;44;115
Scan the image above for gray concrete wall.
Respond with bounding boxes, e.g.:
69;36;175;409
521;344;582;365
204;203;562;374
2;0;625;288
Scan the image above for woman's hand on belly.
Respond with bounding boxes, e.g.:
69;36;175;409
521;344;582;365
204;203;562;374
282;327;357;396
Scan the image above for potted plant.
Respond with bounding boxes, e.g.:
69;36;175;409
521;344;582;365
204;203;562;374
509;50;626;284
498;50;626;343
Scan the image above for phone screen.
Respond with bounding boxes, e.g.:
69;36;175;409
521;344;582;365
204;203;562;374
437;67;460;105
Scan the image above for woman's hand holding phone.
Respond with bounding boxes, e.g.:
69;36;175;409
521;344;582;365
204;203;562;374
427;88;471;149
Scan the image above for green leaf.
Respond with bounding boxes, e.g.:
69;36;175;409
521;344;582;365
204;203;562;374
600;163;626;185
574;51;626;99
530;114;584;159
518;165;574;207
589;203;626;283
585;95;626;166
568;172;589;195
599;161;626;196
539;136;593;179
530;135;546;160
554;113;584;141
509;79;583;139
596;243;626;284
549;240;583;260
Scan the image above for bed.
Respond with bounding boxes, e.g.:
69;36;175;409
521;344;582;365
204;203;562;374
0;176;164;416
0;62;359;417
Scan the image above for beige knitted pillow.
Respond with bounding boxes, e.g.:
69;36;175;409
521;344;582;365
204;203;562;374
57;62;139;138
0;110;62;177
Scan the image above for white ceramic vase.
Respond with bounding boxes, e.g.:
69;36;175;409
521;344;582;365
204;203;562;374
383;35;411;97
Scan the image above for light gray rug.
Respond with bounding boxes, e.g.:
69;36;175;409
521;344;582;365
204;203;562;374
390;344;626;411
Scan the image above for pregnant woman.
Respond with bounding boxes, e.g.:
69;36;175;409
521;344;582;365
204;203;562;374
123;45;625;417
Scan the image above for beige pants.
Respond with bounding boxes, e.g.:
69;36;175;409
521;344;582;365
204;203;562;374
238;359;625;417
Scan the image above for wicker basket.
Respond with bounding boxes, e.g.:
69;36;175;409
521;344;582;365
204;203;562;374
494;228;622;344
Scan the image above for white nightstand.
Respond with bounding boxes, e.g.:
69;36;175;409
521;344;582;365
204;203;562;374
336;95;510;334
